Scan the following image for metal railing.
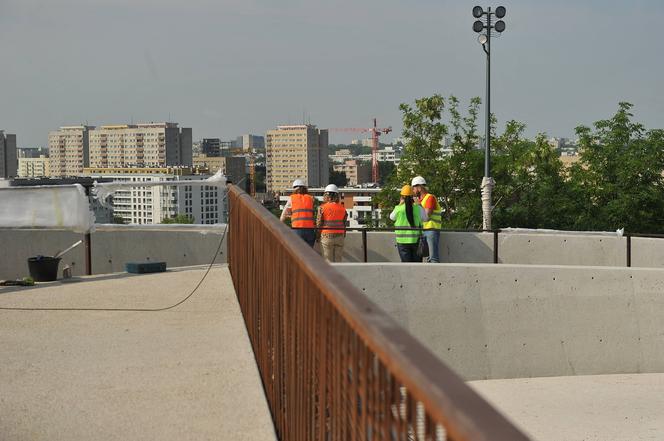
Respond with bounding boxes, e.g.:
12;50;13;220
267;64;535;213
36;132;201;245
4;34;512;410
227;185;529;441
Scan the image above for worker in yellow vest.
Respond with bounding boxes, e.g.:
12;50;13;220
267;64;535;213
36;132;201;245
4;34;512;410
316;184;348;262
280;179;316;247
412;176;442;262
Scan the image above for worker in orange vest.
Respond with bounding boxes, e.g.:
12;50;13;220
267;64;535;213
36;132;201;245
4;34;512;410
316;184;348;262
280;179;316;247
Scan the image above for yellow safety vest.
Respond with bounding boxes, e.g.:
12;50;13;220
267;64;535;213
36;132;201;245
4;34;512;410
421;193;442;229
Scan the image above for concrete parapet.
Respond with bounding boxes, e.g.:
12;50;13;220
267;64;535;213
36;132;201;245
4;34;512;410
338;263;664;380
0;225;227;280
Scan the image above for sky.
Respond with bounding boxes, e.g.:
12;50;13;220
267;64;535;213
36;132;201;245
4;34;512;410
0;0;662;147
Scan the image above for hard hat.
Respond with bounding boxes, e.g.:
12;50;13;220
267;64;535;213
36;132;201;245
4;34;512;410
400;185;413;197
292;179;306;188
411;176;426;186
324;184;339;193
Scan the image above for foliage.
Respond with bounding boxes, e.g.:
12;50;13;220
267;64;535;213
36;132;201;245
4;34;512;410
112;215;126;224
378;96;664;233
161;214;195;224
329;167;348;187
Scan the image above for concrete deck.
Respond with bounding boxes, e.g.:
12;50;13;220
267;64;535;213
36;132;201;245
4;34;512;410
470;373;664;441
0;265;276;441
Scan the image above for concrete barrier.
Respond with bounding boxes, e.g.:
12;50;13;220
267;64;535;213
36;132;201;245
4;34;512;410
0;225;227;280
340;231;664;268
337;263;664;380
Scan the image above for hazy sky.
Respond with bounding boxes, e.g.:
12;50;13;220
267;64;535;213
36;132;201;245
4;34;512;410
1;0;662;147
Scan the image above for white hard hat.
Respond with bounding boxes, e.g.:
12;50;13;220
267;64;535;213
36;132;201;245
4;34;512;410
292;179;306;188
324;184;339;193
411;176;426;186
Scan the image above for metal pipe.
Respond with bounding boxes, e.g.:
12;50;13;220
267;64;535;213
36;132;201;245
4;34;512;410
626;235;631;267
84;233;92;275
493;230;499;264
362;229;368;263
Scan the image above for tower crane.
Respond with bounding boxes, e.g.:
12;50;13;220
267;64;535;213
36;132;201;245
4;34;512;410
329;118;391;183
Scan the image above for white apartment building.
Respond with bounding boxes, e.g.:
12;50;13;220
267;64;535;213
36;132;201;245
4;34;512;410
89;123;192;168
18;155;50;177
266;125;329;193
48;126;92;177
83;167;227;225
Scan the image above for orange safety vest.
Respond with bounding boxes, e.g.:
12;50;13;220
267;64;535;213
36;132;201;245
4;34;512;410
320;202;347;234
291;194;315;228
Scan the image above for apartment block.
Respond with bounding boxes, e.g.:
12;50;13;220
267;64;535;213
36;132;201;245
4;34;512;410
0;131;17;179
266;125;329;193
18;155;51;178
193;154;246;185
88;123;192;169
48;126;93;177
333;159;371;186
241;134;265;152
82;167;227;225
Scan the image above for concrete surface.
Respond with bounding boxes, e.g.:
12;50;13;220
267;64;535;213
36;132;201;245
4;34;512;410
0;225;227;280
337;263;664;380
469;373;664;441
0;265;276;441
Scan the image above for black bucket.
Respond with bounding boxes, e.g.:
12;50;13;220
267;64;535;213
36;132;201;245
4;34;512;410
27;256;62;282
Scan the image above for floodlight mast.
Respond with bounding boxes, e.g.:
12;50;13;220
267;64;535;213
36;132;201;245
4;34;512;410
472;6;506;231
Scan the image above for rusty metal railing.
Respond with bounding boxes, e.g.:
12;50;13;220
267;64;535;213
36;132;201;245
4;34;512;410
227;185;530;441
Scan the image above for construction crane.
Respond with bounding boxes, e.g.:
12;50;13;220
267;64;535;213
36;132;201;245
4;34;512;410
329;118;392;183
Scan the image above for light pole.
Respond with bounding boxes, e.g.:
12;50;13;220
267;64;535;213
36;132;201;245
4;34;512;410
473;5;506;231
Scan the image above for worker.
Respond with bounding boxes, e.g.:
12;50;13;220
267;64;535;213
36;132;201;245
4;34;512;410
280;179;316;247
390;185;428;262
412;176;442;263
316;184;348;262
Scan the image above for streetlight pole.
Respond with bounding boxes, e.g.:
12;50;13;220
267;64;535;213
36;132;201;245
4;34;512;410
473;5;506;231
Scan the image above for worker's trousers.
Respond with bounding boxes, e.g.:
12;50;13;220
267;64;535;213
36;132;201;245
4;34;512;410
320;233;345;262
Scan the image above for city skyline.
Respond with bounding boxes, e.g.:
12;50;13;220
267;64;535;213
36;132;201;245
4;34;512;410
1;0;663;148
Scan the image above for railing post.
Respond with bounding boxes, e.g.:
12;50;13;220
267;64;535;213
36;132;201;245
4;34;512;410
493;230;499;264
362;229;368;263
626;234;631;268
84;233;92;275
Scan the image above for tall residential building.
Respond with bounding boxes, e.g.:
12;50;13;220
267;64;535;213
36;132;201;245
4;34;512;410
265;125;329;193
193;154;246;185
48;126;93;177
18;155;51;178
88;123;192;169
241;134;265;152
83;167;227;225
0;131;17;179
201;138;222;157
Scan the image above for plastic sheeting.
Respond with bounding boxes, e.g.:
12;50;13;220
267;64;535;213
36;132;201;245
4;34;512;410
0;184;94;233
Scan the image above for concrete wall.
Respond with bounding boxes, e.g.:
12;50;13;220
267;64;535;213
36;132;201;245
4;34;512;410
338;263;664;381
0;225;227;280
342;231;664;268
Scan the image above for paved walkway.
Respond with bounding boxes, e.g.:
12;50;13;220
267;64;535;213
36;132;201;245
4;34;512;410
0;265;276;441
470;373;664;441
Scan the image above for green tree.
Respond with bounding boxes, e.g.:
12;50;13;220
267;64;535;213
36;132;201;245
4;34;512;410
568;102;664;233
329;167;348;187
161;214;195;224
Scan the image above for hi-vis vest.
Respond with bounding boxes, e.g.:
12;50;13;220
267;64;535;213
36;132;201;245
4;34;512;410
320;202;347;234
393;204;422;244
291;194;315;228
421;193;442;229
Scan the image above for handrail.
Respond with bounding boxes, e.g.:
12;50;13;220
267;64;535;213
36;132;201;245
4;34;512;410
227;184;530;441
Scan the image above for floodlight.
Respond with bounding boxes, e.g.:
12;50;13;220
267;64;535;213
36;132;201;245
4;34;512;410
495;6;506;18
478;34;488;45
495;20;506;32
473;20;484;33
473;6;484;18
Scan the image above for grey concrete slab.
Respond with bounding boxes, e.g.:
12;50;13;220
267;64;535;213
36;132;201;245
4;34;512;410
337;263;664;380
0;265;276;441
470;374;664;441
